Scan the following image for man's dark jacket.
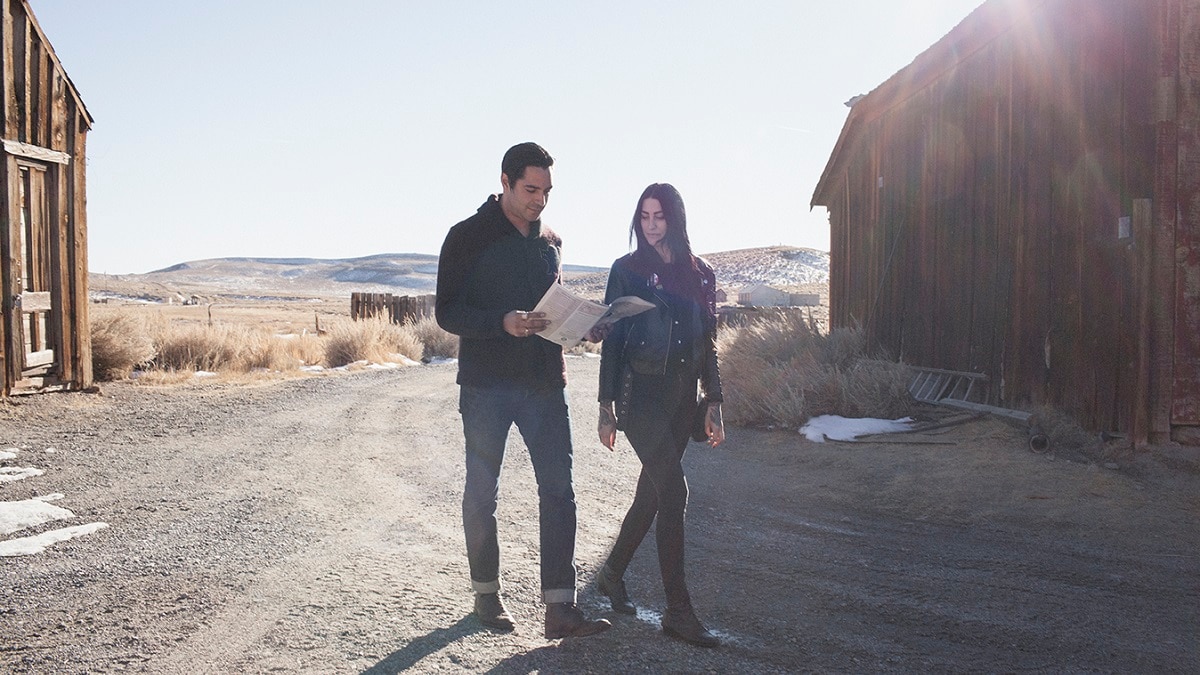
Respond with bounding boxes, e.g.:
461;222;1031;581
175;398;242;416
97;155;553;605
435;195;566;389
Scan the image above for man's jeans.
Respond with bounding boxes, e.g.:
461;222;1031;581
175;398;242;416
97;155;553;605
459;384;578;604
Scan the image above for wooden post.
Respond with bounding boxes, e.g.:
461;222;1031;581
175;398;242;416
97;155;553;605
1132;198;1152;449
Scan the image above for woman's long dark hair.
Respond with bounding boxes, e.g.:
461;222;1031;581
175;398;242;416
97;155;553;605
628;183;699;274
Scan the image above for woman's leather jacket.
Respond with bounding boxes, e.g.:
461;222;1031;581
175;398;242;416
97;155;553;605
598;252;723;406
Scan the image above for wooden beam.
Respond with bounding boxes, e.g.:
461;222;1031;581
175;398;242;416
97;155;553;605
19;288;47;311
3;139;67;163
13;3;28;143
1;0;14;140
1132;199;1153;448
68;110;89;387
1;154;21;388
1150;0;1180;443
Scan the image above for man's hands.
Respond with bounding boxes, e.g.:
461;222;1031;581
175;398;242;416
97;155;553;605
598;401;617;451
504;310;549;338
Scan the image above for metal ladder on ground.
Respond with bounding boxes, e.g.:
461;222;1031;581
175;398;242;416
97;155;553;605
907;366;987;404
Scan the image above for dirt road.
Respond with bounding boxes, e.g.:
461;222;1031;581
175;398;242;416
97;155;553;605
1;358;1197;673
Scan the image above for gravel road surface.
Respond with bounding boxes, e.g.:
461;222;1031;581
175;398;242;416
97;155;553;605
1;357;1197;673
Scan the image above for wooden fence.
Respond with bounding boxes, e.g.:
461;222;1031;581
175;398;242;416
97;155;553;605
350;293;435;324
717;305;825;330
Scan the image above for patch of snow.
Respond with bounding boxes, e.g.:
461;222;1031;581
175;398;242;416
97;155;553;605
800;415;915;442
43;447;57;454
299;365;325;372
425;357;457;366
0;467;45;483
0;494;73;536
194;371;218;378
0;448;18;461
89;291;162;304
0;522;109;557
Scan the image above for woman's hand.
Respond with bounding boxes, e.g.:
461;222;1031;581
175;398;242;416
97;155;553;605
705;403;725;448
598;401;618;451
584;322;613;343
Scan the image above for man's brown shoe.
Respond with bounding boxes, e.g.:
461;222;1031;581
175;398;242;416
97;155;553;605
544;602;611;639
474;592;515;632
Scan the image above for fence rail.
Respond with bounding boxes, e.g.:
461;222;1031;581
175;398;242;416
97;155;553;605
350;293;436;324
717;305;824;329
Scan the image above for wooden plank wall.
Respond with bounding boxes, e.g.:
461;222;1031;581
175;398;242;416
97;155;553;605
826;0;1170;433
0;0;91;395
1172;0;1200;433
350;293;435;325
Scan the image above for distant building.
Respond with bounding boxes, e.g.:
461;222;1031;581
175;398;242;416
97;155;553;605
790;293;820;307
714;288;727;304
1;1;94;396
737;285;790;307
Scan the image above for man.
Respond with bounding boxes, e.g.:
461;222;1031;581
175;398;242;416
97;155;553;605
435;142;610;639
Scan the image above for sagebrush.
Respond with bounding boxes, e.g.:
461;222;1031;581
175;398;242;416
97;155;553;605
90;308;449;380
718;312;914;428
90;307;156;380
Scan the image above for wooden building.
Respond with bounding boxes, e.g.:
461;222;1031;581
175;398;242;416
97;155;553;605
737;285;791;307
0;0;93;395
810;0;1198;444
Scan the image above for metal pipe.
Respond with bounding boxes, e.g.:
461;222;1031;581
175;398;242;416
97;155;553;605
1028;425;1050;453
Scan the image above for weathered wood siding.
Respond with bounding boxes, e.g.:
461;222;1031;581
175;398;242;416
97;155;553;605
0;0;92;395
812;0;1197;439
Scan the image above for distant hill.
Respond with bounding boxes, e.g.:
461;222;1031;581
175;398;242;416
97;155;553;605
563;246;829;300
89;246;828;304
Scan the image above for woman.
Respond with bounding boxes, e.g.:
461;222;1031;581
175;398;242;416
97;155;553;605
596;183;725;648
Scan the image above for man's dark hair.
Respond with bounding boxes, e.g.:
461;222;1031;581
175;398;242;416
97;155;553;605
501;142;554;185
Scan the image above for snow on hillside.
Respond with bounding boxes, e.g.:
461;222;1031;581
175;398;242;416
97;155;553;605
90;247;828;303
562;246;829;300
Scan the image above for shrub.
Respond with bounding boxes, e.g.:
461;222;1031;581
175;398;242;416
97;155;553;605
282;331;327;368
409;316;458;360
719;313;914;428
90;307;156;380
324;317;423;367
151;322;299;373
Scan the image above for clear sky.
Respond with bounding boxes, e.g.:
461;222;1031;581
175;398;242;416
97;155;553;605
31;0;983;274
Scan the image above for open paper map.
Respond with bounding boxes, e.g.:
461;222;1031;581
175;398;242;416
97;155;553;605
532;284;654;347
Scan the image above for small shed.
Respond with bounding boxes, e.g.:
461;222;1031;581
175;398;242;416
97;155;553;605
737;285;790;307
0;0;93;395
810;0;1198;444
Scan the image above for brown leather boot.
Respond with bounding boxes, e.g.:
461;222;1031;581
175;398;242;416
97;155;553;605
596;564;636;615
473;592;514;632
662;608;719;648
544;603;611;639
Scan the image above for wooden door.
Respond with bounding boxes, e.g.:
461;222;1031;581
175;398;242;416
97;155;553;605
3;162;59;391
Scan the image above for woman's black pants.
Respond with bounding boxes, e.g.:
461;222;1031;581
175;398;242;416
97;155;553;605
605;372;697;613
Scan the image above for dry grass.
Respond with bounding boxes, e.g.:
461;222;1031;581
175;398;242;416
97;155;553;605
151;322;300;373
89;305;437;382
408;316;458;360
90;306;156;381
1028;405;1107;463
719;312;914;429
323;316;423;368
